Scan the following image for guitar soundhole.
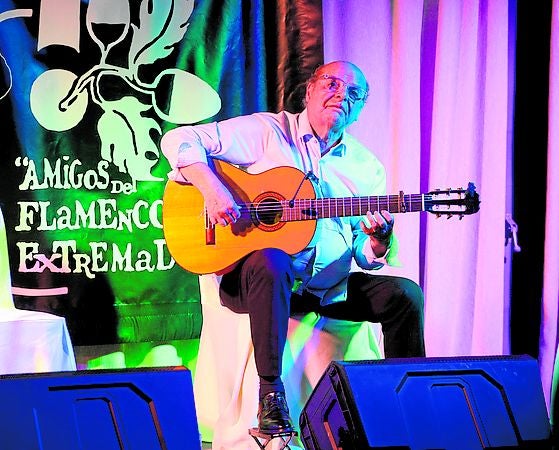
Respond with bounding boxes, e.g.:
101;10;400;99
254;197;283;228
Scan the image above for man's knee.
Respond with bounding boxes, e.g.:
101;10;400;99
246;248;294;281
395;277;424;314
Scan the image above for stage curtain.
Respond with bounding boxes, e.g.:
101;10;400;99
540;0;559;418
324;0;559;416
323;1;515;357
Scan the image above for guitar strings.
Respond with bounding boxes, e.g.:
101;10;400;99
235;190;472;212
235;195;432;222
237;194;431;210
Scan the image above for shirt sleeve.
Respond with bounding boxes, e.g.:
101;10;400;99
160;113;273;182
359;233;401;267
353;228;401;269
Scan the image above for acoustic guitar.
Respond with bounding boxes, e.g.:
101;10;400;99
162;160;480;275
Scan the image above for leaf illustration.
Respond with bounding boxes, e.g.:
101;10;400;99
128;0;194;71
98;96;162;182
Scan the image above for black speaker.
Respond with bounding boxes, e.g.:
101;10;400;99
0;366;200;450
299;355;551;449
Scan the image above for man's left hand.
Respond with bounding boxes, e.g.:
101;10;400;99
360;210;394;256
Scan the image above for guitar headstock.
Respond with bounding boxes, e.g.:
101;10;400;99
425;182;480;218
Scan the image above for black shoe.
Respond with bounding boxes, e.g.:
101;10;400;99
257;391;294;434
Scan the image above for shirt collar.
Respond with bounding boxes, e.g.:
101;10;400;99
298;109;348;157
329;142;347;157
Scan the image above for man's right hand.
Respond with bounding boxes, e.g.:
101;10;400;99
179;162;241;226
203;184;241;226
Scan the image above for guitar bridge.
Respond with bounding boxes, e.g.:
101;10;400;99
205;208;215;245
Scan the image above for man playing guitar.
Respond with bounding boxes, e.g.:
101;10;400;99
161;61;426;435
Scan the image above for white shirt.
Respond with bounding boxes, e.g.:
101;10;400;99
161;109;398;305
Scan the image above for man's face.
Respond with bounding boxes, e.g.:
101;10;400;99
306;61;368;134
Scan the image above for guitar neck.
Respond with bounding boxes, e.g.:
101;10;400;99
281;193;427;221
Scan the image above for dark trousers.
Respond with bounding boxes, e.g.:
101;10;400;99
219;248;425;378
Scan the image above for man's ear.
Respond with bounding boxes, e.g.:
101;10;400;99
305;83;313;103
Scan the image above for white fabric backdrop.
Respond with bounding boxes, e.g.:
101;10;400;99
322;0;515;366
325;0;559;413
540;0;559;415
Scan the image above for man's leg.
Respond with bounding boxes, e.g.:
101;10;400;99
219;248;295;432
293;272;425;357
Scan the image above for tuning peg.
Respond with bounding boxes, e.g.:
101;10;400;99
446;214;452;220
459;214;464;220
436;213;441;219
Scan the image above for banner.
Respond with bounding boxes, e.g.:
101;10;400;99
0;0;322;344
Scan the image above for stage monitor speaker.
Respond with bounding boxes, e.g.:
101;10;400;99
0;366;200;450
299;355;551;450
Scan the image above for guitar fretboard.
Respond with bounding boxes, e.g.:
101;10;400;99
279;193;430;222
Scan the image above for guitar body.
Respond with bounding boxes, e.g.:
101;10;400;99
162;161;317;275
163;160;480;275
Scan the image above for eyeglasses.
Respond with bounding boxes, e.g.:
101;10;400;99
316;74;368;102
